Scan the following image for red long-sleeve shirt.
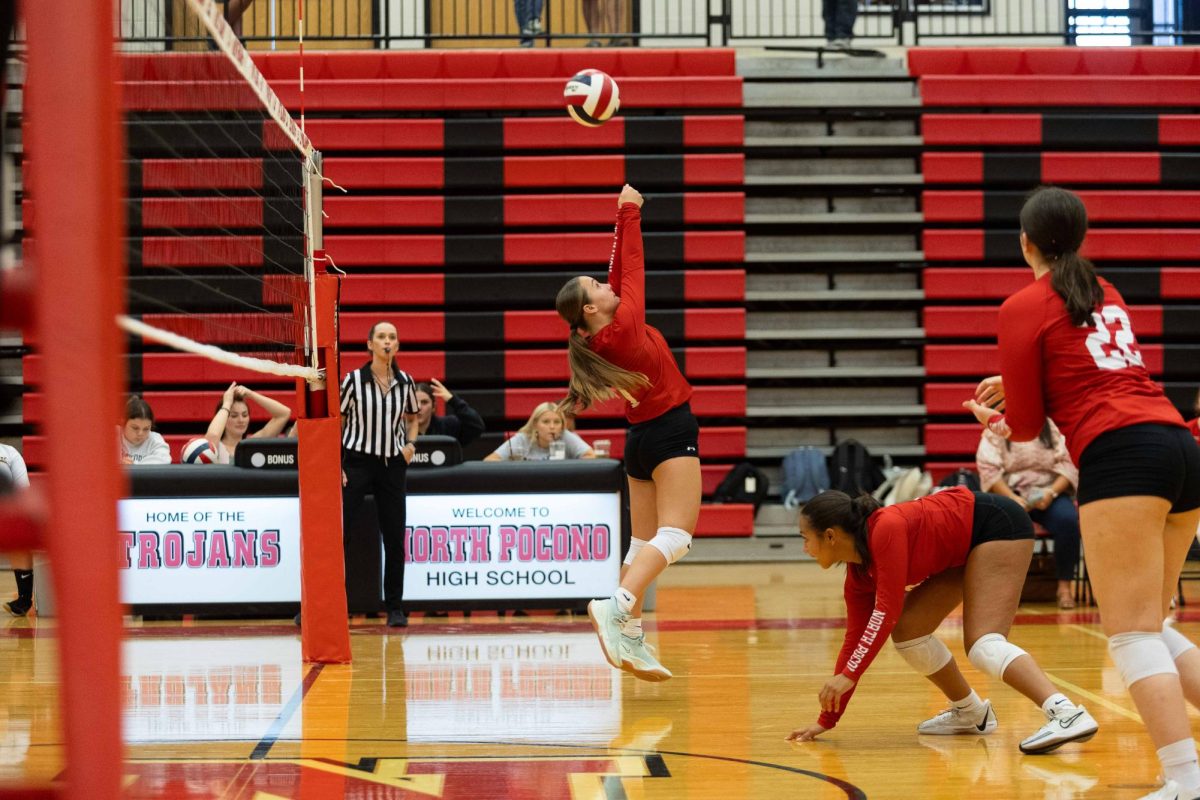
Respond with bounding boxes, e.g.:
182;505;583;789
586;203;693;424
998;274;1185;462
819;487;976;730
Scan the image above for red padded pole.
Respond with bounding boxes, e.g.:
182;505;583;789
25;0;125;797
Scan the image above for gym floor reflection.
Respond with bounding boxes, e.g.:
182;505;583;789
1;562;1197;798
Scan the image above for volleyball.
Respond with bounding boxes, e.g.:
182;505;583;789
564;69;620;127
181;438;217;464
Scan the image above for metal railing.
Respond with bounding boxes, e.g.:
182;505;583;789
116;0;1200;48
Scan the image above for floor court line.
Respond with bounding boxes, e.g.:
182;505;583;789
248;663;325;760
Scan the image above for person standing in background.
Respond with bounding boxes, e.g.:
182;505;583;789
0;444;31;616
338;321;420;628
823;0;858;49
514;0;544;46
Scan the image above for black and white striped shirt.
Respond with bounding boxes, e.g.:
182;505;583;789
340;362;419;458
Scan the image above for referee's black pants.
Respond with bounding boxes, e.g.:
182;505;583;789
342;449;408;612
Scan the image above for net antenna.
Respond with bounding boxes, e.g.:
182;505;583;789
118;0;325;385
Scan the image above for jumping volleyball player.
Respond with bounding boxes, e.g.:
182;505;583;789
556;184;699;682
786;488;1098;752
964;187;1200;800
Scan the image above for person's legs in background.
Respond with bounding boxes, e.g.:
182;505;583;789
1030;494;1082;609
4;552;32;616
375;457;411;627
823;0;858;48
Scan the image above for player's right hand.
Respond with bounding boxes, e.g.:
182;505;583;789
618;184;643;208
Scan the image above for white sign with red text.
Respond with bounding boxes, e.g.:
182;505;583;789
403;491;621;601
118;497;301;604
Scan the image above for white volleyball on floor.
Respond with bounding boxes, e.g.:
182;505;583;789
181;437;217;464
564;69;621;127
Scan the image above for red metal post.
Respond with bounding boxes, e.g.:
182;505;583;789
24;0;126;797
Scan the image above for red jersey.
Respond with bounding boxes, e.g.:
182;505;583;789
819;487;976;730
998;275;1185;463
1189;418;1200;444
586;204;693;424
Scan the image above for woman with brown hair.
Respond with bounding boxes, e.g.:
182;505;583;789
556;184;698;682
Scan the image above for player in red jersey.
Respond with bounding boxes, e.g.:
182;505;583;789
785;488;1097;752
556;184;699;682
964;187;1200;800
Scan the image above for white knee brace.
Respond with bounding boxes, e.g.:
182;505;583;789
624;537;647;566
1110;631;1179;687
648;526;692;565
894;634;953;676
1162;621;1198;661
968;633;1028;680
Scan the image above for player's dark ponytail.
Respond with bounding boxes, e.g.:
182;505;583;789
800;490;882;567
1020;186;1103;327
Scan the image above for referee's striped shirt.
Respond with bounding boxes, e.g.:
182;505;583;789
340;362;419;458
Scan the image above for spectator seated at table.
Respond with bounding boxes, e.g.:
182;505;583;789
484;402;594;461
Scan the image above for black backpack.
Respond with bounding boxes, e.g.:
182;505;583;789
938;468;981;492
712;462;769;513
828;439;885;496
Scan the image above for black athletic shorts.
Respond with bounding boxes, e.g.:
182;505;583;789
623;402;700;481
969;491;1035;549
1077;423;1200;513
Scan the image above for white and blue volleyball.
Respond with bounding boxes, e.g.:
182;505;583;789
181;437;217;464
564;69;620;127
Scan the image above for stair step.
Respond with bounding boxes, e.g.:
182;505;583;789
745;174;923;187
745;327;926;341
746;212;924;225
745;289;924;301
746;135;924;149
745;250;926;264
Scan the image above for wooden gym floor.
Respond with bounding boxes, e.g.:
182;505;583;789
1;562;1196;799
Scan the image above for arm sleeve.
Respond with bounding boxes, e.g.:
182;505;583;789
997;296;1048;442
339;372;355;417
402;377;420;415
599;205;648;351
143;433;172;465
489;439;513;460
818;518;909;729
975;431;1007;493
446;396;486;445
8;450;28;489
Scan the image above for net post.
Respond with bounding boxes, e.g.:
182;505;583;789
25;0;125;796
298;149;351;663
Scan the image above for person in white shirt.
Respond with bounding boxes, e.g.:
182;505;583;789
485;402;596;461
0;444;32;616
119;395;171;465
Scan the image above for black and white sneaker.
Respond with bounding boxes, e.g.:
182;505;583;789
1019;705;1098;754
917;699;997;735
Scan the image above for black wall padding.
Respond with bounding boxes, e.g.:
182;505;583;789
625;155;684;188
625;117;684;149
981;191;1026;223
983;154;1040;186
1100;268;1160;303
446;235;504;266
1164;345;1200;379
445;119;503;153
446;157;504;190
445;196;504;228
1042;115;1158;147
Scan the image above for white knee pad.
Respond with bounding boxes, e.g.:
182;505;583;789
623;537;647;567
1162;621;1198;661
1110;632;1179;687
648;526;692;565
894;634;953;676
967;633;1028;681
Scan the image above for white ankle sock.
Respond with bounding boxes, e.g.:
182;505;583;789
952;689;984;713
622;617;643;638
1158;739;1200;792
614;587;636;614
1041;692;1075;718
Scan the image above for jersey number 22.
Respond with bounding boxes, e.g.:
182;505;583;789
1085;305;1145;371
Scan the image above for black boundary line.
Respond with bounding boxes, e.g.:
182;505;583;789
247;662;324;760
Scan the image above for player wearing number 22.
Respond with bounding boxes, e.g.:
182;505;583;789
964;187;1200;800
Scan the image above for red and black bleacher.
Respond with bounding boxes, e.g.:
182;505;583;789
33;48;753;536
913;47;1200;480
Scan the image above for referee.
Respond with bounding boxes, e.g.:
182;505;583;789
339;320;420;627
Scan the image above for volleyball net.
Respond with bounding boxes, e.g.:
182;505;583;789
119;0;324;384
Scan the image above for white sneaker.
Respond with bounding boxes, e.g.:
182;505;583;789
1019;705;1098;755
917;700;997;735
587;598;627;670
619;634;672;681
1139;779;1200;800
